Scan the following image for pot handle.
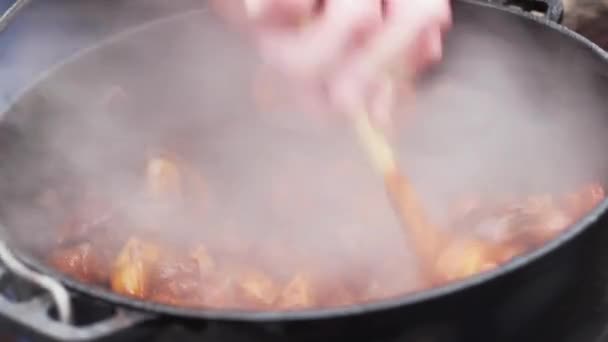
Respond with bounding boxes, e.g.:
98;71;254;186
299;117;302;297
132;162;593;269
496;0;564;23
0;240;155;341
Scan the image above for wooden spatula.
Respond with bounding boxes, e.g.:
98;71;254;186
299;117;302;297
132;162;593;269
353;109;447;280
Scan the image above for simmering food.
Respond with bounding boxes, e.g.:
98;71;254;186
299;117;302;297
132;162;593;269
44;152;605;310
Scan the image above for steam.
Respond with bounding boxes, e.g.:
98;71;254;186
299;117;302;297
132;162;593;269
398;15;608;220
1;1;607;299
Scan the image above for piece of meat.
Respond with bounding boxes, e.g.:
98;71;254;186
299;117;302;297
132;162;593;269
150;245;236;309
361;255;420;301
452;194;569;248
111;238;161;299
134;155;190;235
289;268;357;308
48;243;109;284
145;156;183;201
363;274;419;302
490;244;527;265
44;142;606;311
233;267;280;309
199;271;239;309
251;239;305;281
433;239;495;283
471;206;547;247
562;183;605;219
586;183;606;206
494;190;598;245
448;193;519;232
320;282;355;308
190;244;216;276
524;205;573;242
276;273;316;309
150;253;203;306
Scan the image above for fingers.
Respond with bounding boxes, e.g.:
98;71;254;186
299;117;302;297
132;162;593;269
257;0;383;81
246;0;319;28
210;0;319;34
330;0;451;121
246;0;452;124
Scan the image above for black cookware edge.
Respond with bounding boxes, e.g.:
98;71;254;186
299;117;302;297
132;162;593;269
1;0;607;340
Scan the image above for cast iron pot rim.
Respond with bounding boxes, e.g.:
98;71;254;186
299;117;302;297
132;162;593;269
3;0;608;322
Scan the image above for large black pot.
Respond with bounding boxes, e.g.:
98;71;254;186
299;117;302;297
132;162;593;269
1;0;608;341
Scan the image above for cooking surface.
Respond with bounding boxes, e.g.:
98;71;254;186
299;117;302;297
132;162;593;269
3;0;608;341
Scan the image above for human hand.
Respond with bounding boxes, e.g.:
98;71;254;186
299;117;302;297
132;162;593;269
213;0;452;126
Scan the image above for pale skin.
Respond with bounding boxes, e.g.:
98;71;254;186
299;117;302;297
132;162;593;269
211;0;452;125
